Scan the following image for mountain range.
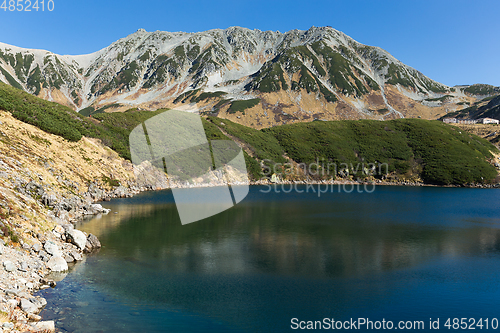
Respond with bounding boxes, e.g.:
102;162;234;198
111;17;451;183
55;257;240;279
0;26;498;127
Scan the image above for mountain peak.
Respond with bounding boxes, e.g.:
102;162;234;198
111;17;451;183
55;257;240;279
0;26;472;126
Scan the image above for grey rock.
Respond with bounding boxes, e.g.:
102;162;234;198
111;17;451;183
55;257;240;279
54;209;69;221
114;185;128;197
87;182;104;200
70;250;83;261
19;261;28;272
43;242;62;257
2;322;14;329
85;203;111;215
28;313;42;322
47;256;68;272
18;291;31;299
3;260;15;272
25;181;45;197
20;298;40;314
64;254;74;263
66;229;87;250
0;244;4;255
84;233;101;253
5;289;18;296
33;320;55;332
32;242;42;252
31;297;47;308
7;298;18;309
62;223;74;233
52;225;65;236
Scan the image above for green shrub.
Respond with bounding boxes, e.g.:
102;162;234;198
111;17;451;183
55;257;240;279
227;99;260;114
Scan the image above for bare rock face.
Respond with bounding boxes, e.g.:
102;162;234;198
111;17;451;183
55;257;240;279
66;229;87;250
3;261;16;273
32;320;55;332
43;241;62;257
84;233;101;253
3;260;16;272
46;256;68;272
19;297;46;314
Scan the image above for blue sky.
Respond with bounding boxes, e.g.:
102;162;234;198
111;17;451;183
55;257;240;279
0;0;498;86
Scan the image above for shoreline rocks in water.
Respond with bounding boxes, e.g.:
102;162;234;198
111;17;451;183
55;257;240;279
0;110;171;332
0;178;127;332
0;223;103;332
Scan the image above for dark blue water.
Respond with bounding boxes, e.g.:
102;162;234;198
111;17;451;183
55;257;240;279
38;186;500;332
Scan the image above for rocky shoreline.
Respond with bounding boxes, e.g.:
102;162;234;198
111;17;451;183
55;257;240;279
251;178;500;188
0;110;172;332
1;178;499;332
1;168;498;332
0;180;156;333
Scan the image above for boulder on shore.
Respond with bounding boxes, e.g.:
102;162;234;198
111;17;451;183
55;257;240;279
33;320;55;332
84;233;101;253
66;229;87;250
47;256;68;272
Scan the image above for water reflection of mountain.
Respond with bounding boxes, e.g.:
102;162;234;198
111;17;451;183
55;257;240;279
79;197;500;279
64;187;500;332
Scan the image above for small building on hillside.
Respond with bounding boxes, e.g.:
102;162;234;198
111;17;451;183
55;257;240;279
457;119;477;125
478;118;499;125
443;118;477;124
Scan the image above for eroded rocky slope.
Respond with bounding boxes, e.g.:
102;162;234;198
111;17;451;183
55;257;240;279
0;27;488;127
0;110;167;332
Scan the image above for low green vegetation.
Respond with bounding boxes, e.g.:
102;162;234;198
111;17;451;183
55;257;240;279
310;41;368;97
424;95;453;102
102;175;121;187
480;95;499;102
79;106;95;117
192;91;227;103
100;61;140;94
208;116;497;185
0;82;84;141
0;67;24;91
227;99;260;114
265;119;497;184
26;65;45;95
213;99;231;110
0;82;167;159
247;61;288;93
0;82;497;185
173;89;200;103
385;63;414;89
92;108;171;159
464;84;499;96
444;94;500;121
206;116;287;169
394;119;496;184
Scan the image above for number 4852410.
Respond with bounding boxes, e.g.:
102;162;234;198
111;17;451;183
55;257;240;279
1;0;54;11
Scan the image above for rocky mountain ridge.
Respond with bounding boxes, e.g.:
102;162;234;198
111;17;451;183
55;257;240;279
0;26;495;127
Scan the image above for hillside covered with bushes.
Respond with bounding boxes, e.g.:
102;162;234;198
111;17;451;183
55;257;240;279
0;83;498;186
